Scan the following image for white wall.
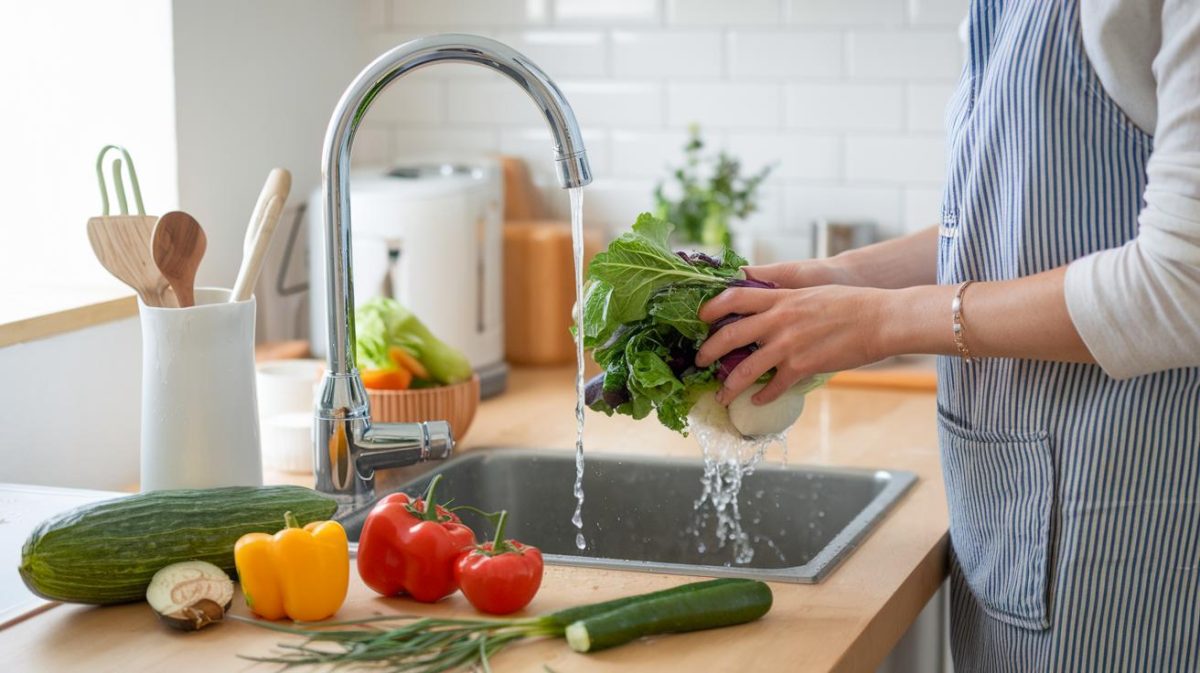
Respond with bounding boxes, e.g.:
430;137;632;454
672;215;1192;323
0;319;142;489
171;0;366;290
0;0;175;489
0;0;367;490
355;0;967;255
0;0;178;294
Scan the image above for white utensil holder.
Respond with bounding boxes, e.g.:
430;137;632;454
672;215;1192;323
139;287;263;491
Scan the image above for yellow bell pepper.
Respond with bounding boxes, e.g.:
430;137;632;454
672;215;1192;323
234;511;349;621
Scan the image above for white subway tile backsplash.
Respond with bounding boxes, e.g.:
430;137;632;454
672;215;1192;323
908;0;968;25
368;79;443;124
728;31;843;79
351;122;396;167
354;0;966;244
500;126;610;184
786;83;903;131
612;31;723;78
554;0;661;25
903;187;944;232
610;130;690;178
391;0;548;26
560;81;665;126
668;83;781;129
784;185;904;234
394;127;499;154
724;132;842;181
907;82;956;131
497;31;608;77
848;31;962;79
845;135;946;183
571;178;658;232
666;0;780;26
734;186;784;232
447;81;549;125
356;0;390;34
786;0;905;26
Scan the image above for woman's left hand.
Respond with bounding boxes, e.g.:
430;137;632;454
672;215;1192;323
695;285;893;405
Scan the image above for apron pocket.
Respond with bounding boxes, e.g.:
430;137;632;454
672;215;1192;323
938;409;1054;630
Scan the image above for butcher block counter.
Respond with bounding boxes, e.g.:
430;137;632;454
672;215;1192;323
1;367;948;673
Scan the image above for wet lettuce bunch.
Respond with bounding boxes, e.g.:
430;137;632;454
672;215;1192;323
580;213;771;434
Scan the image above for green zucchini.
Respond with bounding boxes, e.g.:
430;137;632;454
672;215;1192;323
19;485;337;605
543;578;746;629
563;578;773;653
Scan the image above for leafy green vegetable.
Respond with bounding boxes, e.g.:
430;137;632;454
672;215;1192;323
582;214;743;434
356;297;473;385
582;213;829;436
587;214;734;328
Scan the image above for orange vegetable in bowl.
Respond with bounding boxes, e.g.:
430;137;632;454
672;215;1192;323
361;367;412;390
389;345;430;380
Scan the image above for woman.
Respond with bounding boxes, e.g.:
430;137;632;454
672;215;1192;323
698;1;1200;670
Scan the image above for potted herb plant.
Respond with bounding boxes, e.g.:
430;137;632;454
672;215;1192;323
653;125;774;249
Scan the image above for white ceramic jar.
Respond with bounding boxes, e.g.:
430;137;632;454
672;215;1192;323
139;287;262;491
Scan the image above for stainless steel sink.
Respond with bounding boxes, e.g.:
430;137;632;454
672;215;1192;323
338;448;915;583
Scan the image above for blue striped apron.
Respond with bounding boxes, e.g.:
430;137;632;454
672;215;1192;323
937;1;1200;670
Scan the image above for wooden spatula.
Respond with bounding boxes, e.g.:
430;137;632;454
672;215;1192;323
86;146;175;307
152;211;207;308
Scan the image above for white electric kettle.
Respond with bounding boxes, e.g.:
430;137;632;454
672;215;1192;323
306;158;506;395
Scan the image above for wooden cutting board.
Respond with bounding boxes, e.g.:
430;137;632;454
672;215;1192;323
503;221;600;366
0;483;122;629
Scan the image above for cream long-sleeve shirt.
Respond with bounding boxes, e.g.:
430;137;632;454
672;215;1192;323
1063;0;1200;379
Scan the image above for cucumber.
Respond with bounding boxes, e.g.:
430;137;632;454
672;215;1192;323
543;578;745;629
563;579;773;653
19;485;337;605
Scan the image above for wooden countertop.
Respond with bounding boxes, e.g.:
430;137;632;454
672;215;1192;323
0;367;948;673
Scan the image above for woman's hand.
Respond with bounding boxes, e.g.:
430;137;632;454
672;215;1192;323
695;285;895;405
742;258;861;289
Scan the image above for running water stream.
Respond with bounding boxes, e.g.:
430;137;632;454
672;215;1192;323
569;187;586;550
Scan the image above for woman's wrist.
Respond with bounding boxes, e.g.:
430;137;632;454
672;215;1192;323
872;285;958;358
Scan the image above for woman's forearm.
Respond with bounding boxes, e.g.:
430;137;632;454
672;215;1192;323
879;265;1095;363
836;225;939;289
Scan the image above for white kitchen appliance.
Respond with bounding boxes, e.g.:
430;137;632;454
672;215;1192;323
307;159;507;394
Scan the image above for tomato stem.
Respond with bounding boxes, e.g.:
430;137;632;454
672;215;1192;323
484;510;519;555
417;474;445;522
492;510;509;549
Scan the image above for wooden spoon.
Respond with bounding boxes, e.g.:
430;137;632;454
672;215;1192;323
152;211;207;308
87;215;175;307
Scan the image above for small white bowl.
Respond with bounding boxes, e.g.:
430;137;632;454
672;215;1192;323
256;359;324;474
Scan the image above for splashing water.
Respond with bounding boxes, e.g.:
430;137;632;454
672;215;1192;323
569;187;586;550
689;419;787;565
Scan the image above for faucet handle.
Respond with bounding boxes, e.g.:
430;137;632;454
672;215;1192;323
357;420;454;478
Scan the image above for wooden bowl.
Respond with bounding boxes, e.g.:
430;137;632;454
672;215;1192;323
365;375;481;441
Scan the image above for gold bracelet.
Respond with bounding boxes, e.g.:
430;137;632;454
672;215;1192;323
951;280;975;363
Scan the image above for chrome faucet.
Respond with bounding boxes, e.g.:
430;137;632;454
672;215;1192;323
313;34;592;507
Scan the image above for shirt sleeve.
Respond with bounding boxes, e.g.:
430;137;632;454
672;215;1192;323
1064;0;1200;379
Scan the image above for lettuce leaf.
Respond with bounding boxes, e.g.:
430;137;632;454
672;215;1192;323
356;297;473;385
581;214;744;434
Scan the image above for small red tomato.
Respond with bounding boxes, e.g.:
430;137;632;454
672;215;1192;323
455;511;544;615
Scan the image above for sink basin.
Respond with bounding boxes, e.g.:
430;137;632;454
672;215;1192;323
338;448;915;583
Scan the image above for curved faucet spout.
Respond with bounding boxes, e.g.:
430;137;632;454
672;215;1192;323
314;34;591;506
